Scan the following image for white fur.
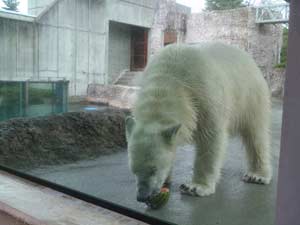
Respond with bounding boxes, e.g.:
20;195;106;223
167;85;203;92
126;42;272;198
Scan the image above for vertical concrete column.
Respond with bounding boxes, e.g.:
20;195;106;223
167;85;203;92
23;81;29;116
62;81;69;112
19;82;23;117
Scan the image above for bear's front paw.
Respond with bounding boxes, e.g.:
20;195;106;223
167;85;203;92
179;183;215;197
243;173;271;184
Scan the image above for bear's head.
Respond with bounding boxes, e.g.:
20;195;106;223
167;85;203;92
125;116;181;203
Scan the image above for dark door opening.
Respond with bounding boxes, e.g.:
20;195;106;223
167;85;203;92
131;28;148;71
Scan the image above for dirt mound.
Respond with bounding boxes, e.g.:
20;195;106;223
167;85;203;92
0;108;129;169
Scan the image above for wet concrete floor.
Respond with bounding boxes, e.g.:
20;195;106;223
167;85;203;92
29;100;283;225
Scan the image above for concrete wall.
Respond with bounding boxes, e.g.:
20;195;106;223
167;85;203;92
36;0;107;96
105;0;163;84
149;0;191;56
185;7;283;81
34;0;163;94
270;68;285;98
1;0;162;97
246;8;283;82
0;0;108;96
108;21;131;84
107;0;157;28
28;0;55;15
0;18;34;80
105;0;191;84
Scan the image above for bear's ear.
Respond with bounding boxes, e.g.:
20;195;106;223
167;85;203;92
161;124;181;144
125;116;135;140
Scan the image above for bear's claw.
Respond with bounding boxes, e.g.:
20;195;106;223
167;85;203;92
180;183;215;197
243;173;271;184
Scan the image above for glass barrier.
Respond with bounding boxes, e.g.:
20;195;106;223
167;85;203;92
0;81;69;121
0;0;289;224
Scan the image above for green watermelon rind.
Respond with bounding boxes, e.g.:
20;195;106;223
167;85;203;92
146;191;170;209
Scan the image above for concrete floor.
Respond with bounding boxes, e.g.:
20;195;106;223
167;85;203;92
29;100;283;225
0;171;147;225
0;211;29;225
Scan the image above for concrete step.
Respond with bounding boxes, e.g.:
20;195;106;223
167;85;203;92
87;84;139;109
114;71;142;86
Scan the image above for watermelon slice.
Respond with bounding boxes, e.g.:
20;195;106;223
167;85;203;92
146;187;170;209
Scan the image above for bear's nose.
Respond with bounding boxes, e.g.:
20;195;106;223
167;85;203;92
137;194;150;202
137;188;151;202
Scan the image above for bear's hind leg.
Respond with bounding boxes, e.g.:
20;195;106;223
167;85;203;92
242;123;272;184
180;129;228;197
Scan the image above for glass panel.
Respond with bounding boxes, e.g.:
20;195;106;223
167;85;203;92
0;0;289;224
0;81;69;121
0;82;22;121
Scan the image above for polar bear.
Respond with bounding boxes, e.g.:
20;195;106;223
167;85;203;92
125;42;271;201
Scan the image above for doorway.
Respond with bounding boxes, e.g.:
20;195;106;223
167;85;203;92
130;28;148;71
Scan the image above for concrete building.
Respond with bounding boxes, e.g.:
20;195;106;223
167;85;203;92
0;0;189;96
0;0;282;98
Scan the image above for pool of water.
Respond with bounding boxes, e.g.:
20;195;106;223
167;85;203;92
68;103;109;113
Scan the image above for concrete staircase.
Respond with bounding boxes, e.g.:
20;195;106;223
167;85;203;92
87;84;139;109
114;71;142;86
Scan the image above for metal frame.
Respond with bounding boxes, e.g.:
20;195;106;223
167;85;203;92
276;0;300;224
255;3;289;24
